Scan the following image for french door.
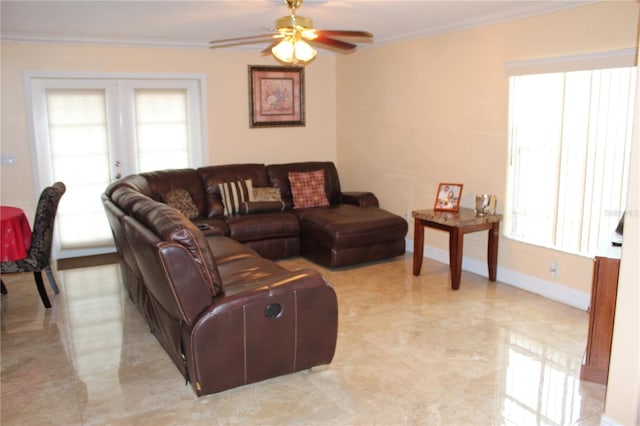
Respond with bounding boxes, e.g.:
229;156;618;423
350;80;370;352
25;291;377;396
26;74;206;258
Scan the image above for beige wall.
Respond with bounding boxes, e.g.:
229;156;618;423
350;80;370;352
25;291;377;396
0;43;337;217
604;21;640;426
335;0;639;296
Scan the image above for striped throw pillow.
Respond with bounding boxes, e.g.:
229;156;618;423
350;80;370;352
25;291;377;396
218;179;253;216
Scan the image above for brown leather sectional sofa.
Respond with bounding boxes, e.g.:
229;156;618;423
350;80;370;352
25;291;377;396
102;161;407;396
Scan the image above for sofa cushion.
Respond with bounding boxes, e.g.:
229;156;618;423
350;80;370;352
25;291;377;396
288;170;330;209
206;236;291;290
219;179;253;216
296;204;408;249
165;188;199;219
140;169;207;215
129;197;224;297
226;212;300;243
105;174;154;199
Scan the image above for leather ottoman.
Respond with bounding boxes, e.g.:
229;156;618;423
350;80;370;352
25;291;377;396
295;204;408;268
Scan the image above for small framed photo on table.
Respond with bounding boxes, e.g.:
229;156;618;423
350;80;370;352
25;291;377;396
434;183;463;212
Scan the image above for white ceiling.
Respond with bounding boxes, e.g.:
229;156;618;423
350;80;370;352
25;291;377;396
1;0;597;50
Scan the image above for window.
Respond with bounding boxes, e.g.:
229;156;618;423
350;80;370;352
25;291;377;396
506;66;636;256
27;74;206;258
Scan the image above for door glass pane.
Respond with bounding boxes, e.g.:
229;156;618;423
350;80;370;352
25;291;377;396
46;89;114;250
134;89;189;172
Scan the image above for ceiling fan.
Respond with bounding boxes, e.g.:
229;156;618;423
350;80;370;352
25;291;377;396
209;0;373;66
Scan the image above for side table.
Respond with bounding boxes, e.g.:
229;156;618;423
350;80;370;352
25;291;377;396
412;208;502;290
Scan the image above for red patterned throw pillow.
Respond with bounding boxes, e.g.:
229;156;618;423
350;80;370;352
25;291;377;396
288;169;330;209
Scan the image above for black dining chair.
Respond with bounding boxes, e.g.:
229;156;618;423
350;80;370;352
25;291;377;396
0;182;66;308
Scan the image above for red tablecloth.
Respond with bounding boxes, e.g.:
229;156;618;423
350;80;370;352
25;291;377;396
1;206;32;262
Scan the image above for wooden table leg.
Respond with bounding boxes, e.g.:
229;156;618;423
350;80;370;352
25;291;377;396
413;218;425;276
487;222;499;281
449;228;464;290
448;230;455;275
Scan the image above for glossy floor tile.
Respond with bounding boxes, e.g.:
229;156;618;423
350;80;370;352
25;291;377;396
1;254;606;425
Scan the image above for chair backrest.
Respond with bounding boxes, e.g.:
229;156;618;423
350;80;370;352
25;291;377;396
28;182;66;267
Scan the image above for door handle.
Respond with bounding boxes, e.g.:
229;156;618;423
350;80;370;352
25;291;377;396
114;161;121;179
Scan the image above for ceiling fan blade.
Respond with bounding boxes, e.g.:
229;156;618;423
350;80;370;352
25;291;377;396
314;30;373;43
309;35;357;53
261;41;280;56
209;34;278;48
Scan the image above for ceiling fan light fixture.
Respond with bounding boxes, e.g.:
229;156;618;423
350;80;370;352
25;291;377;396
209;0;372;65
272;36;317;65
276;14;313;30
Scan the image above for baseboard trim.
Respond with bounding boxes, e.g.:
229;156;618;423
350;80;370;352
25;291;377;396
599;414;621;426
405;239;590;311
57;252;119;270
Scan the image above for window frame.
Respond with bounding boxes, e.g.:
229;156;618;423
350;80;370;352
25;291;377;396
504;64;636;257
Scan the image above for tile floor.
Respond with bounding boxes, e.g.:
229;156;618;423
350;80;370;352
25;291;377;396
1;254;606;425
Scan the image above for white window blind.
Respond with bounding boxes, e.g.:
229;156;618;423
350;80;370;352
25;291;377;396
506;66;636;256
134;89;190;172
27;75;206;258
46;89;113;250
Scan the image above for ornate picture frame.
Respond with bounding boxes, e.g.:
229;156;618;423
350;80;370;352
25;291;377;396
434;183;463;212
248;65;305;128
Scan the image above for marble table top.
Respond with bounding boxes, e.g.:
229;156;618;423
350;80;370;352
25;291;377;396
412;207;502;227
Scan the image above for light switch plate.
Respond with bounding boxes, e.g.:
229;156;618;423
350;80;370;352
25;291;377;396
1;154;15;166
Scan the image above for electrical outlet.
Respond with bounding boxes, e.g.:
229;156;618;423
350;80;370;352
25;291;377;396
550;260;559;277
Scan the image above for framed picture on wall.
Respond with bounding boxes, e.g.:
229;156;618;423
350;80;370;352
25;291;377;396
434;183;463;212
248;65;305;128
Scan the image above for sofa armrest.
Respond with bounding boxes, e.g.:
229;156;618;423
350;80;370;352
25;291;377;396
341;191;379;208
184;268;338;395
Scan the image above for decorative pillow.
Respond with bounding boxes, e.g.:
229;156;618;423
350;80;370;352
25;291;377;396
253;186;282;202
218;179;253;216
288;169;330;209
240;201;286;215
165;188;199;219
